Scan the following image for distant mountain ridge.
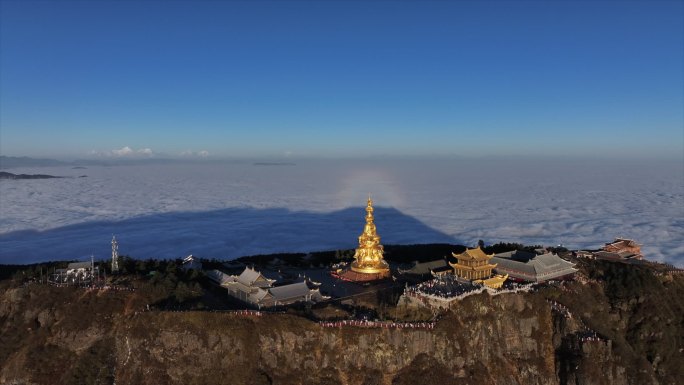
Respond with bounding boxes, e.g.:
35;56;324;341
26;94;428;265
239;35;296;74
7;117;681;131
0;156;67;169
0;155;231;169
0;156;124;169
0;171;62;180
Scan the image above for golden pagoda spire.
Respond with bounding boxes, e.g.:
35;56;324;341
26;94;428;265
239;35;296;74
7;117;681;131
351;196;390;275
365;195;374;223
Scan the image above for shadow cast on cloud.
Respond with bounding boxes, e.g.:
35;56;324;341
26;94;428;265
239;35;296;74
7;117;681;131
0;206;460;264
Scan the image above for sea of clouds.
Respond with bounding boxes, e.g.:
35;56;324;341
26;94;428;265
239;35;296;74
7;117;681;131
0;158;682;266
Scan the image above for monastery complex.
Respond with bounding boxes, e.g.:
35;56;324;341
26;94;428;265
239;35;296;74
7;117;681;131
44;196;667;314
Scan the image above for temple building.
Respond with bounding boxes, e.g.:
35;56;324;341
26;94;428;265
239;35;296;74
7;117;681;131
449;247;507;289
492;250;577;282
209;266;327;308
604;238;641;255
52;258;99;284
398;258;451;277
592;238;643;261
338;197;391;282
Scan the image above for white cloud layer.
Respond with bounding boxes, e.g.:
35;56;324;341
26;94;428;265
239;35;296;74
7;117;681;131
89;146;155;157
0;159;681;266
112;146;134;156
180;150;210;157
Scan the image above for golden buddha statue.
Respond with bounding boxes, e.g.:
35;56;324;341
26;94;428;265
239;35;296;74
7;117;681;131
350;197;390;276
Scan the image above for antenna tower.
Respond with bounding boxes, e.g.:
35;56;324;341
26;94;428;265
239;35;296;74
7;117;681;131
111;235;119;273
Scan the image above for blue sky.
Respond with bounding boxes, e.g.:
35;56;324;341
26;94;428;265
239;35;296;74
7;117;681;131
1;0;682;159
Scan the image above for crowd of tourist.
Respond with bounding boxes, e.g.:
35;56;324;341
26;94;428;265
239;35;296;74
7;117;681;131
404;276;539;304
654;263;684;276
547;300;609;345
404;276;480;299
490;282;535;296
548;299;572;319
89;284;135;292
37;280;136;292
578;330;606;344
154;308;266;317
224;309;263;317
319;319;435;330
574;275;600;285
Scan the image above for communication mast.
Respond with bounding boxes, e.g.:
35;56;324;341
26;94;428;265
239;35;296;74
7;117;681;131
111;235;119;273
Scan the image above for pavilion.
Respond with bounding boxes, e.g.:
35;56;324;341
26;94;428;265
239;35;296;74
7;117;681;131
449;247;507;289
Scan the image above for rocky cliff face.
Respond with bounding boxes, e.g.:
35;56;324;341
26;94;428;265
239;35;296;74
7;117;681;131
111;293;555;385
1;266;682;385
